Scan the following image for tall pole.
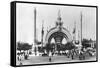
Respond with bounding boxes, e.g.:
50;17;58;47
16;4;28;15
78;30;80;43
41;20;44;48
34;8;36;43
72;21;76;43
80;12;82;45
74;21;76;41
34;8;36;55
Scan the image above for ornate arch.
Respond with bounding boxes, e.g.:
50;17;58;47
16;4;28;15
45;27;72;44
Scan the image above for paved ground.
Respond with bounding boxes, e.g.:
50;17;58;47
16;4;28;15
16;53;96;65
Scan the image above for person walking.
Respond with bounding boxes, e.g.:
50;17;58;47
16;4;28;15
49;51;52;62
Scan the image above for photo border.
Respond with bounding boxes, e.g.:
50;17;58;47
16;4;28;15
10;1;98;67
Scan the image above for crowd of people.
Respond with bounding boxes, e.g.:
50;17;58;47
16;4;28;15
16;43;96;65
17;50;31;65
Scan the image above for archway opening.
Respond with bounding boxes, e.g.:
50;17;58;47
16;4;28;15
62;38;67;44
46;32;69;52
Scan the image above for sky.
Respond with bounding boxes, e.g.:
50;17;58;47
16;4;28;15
16;3;96;44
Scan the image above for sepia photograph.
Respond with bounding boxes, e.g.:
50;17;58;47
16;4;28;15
14;2;97;66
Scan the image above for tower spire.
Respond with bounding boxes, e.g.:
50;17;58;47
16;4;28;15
80;11;82;45
41;20;44;47
73;21;76;41
34;7;37;55
56;10;63;27
34;7;36;44
57;9;61;21
58;10;61;17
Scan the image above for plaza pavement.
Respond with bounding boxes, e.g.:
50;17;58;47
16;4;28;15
16;53;96;65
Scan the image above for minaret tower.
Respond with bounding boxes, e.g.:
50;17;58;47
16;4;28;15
34;8;36;44
34;7;37;55
73;21;76;42
80;12;82;45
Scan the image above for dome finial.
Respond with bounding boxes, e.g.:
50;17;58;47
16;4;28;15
58;9;61;17
57;9;61;21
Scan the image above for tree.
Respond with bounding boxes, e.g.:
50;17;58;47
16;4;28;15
65;42;75;50
17;42;32;51
82;39;91;48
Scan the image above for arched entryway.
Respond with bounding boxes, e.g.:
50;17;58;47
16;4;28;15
44;10;73;53
45;27;72;44
45;30;72;52
48;32;68;44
